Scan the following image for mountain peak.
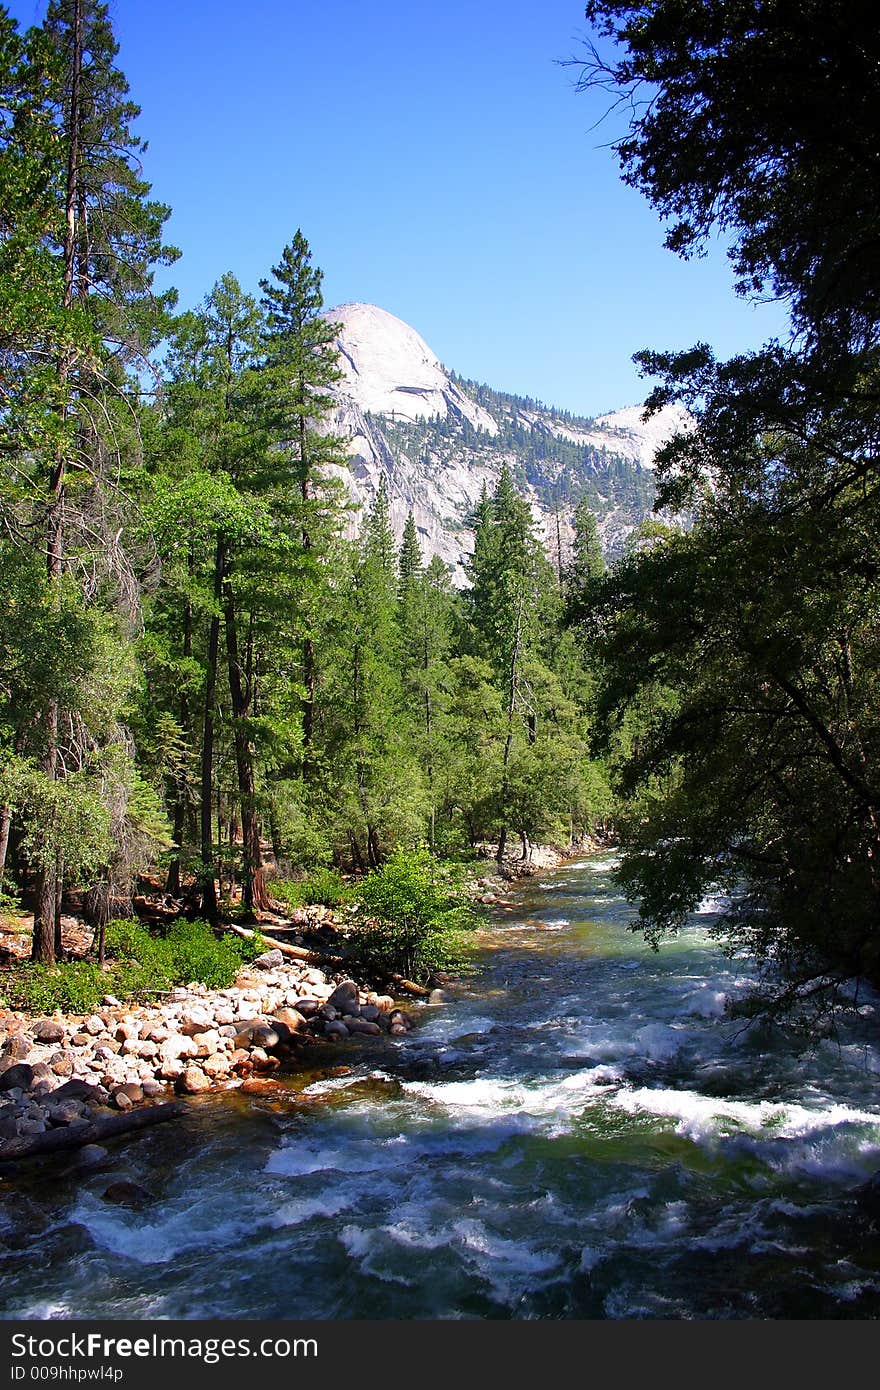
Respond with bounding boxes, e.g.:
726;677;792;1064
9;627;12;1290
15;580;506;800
325;301;497;433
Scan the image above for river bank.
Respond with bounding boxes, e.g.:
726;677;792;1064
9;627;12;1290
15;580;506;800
0;948;419;1167
0;840;600;1169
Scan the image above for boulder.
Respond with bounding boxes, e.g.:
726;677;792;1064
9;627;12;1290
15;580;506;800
326;981;361;1016
180;1066;212;1094
346;1019;382;1037
2;1035;32;1061
271;1008;307;1036
159;1034;197;1063
192;1030;221;1057
202;1053;231;1078
291;997;321;1017
50;1052;75;1077
251;949;284;970
52;1078;103;1104
102;1181;155;1208
323;1020;350;1040
0;1063;34;1093
73;1144;109;1168
32;1019;66;1044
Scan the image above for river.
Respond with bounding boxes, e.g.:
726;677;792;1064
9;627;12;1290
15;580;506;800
3;852;880;1319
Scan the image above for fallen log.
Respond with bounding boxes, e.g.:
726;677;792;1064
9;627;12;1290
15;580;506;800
225;923;430;997
0;1101;187;1164
224;922;341;967
386;973;430;998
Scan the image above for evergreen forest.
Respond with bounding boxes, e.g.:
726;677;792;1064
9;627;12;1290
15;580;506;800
2;0;880;1033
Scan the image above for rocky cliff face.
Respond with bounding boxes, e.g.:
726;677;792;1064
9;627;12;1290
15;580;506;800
324;301;689;581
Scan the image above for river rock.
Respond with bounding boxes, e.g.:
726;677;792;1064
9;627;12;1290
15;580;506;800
190;1029;220;1057
73;1144;109;1168
272;1008;307;1035
136;1040;158;1059
32;1019;66;1044
115;1021;139;1043
46;1099;87;1126
374;995;395;1013
389;1023;407;1036
0;1063;34;1093
2;1035;31;1061
112;1088;134;1111
323;1020;349;1039
52;1078;102;1104
141;1079;163;1098
234;1024;279;1051
160;1034;197;1062
359;1004;381;1022
293;998;321;1017
202;1053;231;1078
102;1181;155;1208
84;1016;106;1036
346;1019;381;1037
252;949;284;970
0;1114;20;1140
326;981;361;1016
181;1066;211;1094
50;1051;75;1076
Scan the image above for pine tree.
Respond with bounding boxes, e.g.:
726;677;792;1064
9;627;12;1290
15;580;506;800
1;1;176;960
258;230;348;757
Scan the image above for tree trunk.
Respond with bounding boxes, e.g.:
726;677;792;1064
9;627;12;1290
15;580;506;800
33;0;84;965
166;593;193;896
224;588;269;915
0;804;11;892
348;832;366;874
200;535;226;924
496;592;523;867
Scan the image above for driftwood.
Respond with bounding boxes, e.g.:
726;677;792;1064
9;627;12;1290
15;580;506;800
0;1101;186;1164
225;923;430;997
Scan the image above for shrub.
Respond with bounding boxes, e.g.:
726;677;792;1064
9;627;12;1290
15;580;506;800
162;918;247;989
349;846;477;983
0;961;109;1015
0;919;266;1015
272;867;348;911
107;917;249;991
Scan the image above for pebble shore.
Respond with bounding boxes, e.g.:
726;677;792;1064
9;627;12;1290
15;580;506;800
0;947;415;1158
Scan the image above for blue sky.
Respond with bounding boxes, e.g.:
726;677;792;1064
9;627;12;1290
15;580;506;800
11;0;791;416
